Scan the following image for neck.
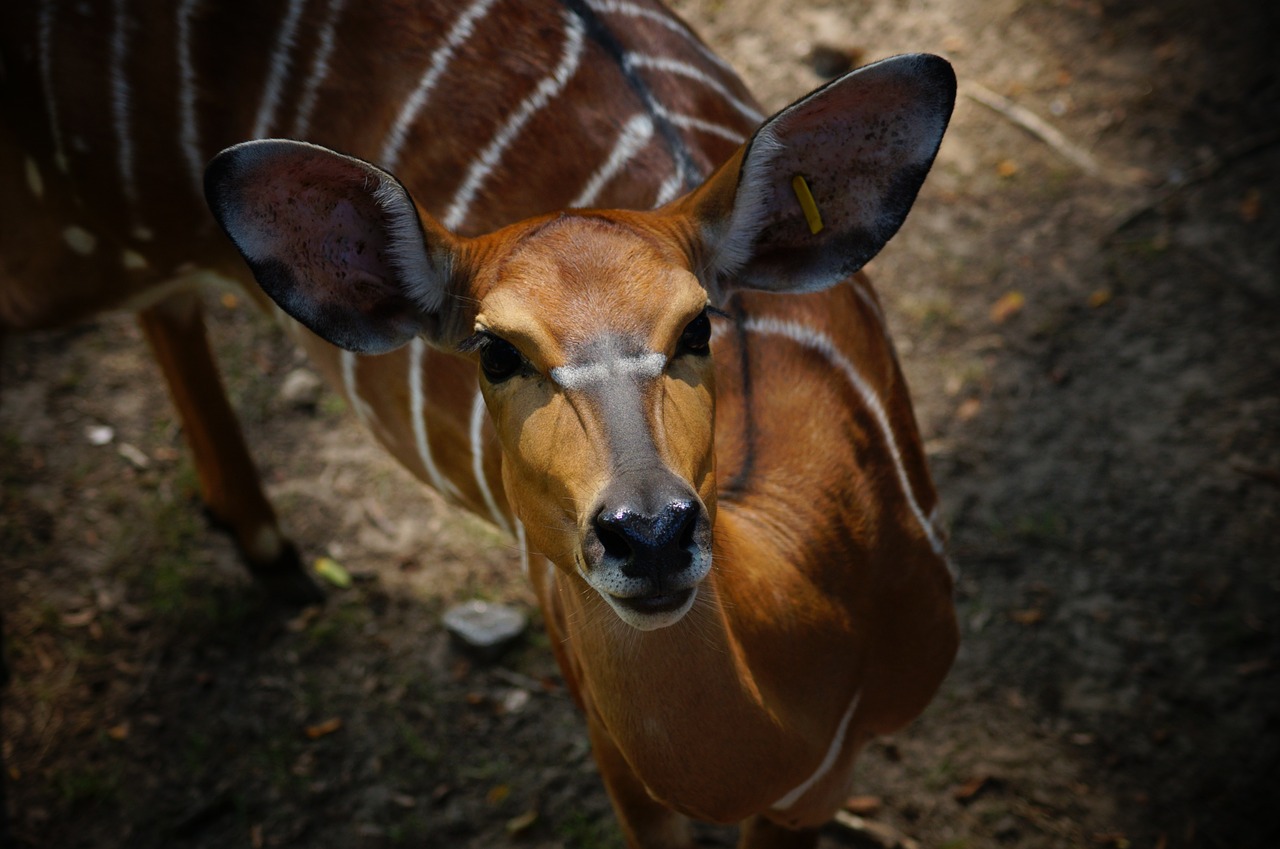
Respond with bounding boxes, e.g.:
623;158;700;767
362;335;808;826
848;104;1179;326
547;506;865;823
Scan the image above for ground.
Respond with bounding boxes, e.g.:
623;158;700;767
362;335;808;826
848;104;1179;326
2;0;1278;847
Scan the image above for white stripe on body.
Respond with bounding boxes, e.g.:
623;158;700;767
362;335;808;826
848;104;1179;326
570;113;654;208
177;0;203;197
250;0;307;139
442;11;587;231
110;0;140;210
772;690;862;811
653;168;685;207
470;388;512;534
341;349;376;424
409;336;461;498
515;518;529;578
380;0;502;170
743;316;946;557
584;0;737;76
653;103;745;144
624;53;763;124
37;0;68;173
849;279;887;330
289;0;347;138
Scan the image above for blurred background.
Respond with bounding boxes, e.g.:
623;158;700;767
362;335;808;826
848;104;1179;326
2;0;1277;846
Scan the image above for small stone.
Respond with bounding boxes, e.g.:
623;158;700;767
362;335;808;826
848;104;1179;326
279;367;323;408
85;424;115;446
442;600;527;661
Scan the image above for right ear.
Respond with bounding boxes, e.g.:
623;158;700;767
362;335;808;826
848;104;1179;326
204;140;459;355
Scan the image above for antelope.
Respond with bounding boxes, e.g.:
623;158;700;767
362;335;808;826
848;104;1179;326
1;0;959;845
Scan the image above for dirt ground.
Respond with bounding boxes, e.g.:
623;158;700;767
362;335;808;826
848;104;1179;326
3;0;1278;847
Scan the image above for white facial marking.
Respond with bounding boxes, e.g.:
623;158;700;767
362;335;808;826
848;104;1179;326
62;226;97;255
24;157;44;199
121;249;148;270
551;351;665;391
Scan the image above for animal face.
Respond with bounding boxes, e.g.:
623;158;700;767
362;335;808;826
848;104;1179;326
462;215;717;629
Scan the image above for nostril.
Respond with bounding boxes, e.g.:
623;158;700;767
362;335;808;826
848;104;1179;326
594;501;698;556
677;505;697;548
595;520;633;561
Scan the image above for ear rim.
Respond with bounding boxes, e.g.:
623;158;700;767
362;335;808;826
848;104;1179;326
686;52;957;296
204;139;457;355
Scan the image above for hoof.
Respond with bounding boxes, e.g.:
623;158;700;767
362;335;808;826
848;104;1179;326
247;540;327;606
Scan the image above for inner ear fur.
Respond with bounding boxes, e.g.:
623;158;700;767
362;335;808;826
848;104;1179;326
677;53;957;298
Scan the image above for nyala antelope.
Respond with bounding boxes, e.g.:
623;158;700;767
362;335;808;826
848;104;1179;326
1;0;958;845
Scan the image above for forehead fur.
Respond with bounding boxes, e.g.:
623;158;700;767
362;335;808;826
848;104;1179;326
477;215;707;358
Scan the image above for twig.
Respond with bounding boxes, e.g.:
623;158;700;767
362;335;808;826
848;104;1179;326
830;810;921;849
1106;129;1280;239
962;81;1106;179
1230;458;1280;487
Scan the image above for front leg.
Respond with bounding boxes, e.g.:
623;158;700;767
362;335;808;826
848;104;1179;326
738;816;819;849
584;712;695;849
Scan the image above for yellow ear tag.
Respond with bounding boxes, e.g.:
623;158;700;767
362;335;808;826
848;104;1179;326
791;175;824;235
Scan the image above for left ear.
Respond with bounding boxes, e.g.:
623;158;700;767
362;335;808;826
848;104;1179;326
675;53;956;297
204;139;461;355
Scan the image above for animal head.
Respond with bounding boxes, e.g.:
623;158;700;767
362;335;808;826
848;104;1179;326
204;54;956;629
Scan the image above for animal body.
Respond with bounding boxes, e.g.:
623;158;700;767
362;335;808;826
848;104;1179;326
1;1;958;845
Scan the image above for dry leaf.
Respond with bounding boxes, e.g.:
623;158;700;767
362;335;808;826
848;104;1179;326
953;774;994;802
1087;288;1113;308
117;443;151;469
1235;657;1271;677
1239;188;1262;223
1010;608;1044;625
990;291;1025;323
313;556;352;589
844;795;883;815
304;717;343;739
486;784;511;805
996;159;1019;178
506;809;539;835
956;398;983;422
106;722;130;741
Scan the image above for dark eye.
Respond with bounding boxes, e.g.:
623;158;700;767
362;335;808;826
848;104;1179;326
480;336;524;383
678;310;711;356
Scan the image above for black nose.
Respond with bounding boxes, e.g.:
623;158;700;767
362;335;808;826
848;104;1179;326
593;499;698;579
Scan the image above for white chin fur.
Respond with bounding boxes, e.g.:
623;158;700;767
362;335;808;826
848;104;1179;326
602;587;699;631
